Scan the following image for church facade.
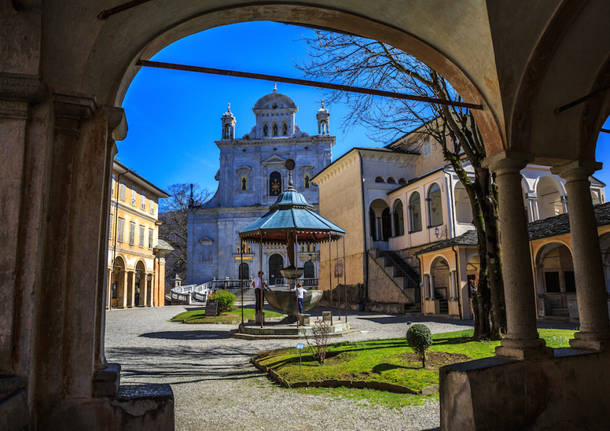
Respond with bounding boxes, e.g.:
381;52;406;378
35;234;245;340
186;87;334;284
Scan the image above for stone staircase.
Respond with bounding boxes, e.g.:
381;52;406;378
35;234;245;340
371;249;421;311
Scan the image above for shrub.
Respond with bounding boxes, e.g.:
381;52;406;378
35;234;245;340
406;324;433;368
306;319;331;364
209;289;235;313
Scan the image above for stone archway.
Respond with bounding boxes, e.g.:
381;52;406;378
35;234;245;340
268;254;284;286
369;199;390;243
111;256;126;309
135;261;146;307
536;177;566;220
430;256;451;314
535;243;575;319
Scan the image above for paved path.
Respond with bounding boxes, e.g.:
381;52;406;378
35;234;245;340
105;306;472;431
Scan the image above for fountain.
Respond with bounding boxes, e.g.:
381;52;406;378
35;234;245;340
236;159;348;338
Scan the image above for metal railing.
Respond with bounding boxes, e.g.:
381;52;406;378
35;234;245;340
168;277;319;304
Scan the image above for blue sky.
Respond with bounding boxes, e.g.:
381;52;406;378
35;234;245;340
118;21;610;193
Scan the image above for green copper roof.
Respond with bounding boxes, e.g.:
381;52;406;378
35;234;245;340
239;175;344;244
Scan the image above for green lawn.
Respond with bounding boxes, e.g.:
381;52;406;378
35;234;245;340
171;307;284;324
256;329;575;398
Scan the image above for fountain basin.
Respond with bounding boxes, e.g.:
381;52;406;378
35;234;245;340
265;288;322;315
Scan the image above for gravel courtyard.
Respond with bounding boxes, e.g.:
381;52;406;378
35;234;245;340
105;306;472;431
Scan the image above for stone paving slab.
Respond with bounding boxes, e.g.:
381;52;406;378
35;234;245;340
105;306;473;431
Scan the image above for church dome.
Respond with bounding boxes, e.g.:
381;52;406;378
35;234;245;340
252;86;297;111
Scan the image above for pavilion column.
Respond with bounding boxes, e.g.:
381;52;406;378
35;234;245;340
553;161;610;350
487;153;550;359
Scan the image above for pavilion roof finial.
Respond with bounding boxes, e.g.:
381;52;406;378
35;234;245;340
273;82;277;92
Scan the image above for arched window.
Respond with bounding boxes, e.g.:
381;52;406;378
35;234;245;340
387;177;396;184
263;123;269;137
304;174;310;189
269;171;282;196
454;183;472;223
409;192;422;232
272;122;279;137
304;260;315;279
427;183;443;227
239;262;249;280
241;176;247;191
393;199;404;236
268;254;284;285
369;207;377;241
375;177;385;183
381;208;392;240
398;178;406;185
282;122;288;135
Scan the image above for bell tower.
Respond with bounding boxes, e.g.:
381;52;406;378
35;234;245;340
316;100;330;135
221;103;236;140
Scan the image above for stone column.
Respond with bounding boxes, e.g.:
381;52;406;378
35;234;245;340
553;161;610;350
127;271;136;308
158;257;166;306
486;153;550;359
450;270;457;299
140;273;148;307
118;270;127;309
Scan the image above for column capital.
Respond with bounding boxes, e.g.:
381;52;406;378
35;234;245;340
550;160;602;182
103;106;127;141
483;151;531;174
53;93;97;121
0;72;45;103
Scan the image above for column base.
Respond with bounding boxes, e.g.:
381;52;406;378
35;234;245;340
495;337;553;360
569;331;610;351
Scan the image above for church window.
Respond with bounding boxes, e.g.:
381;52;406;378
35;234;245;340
131;188;137;206
241;176;247;191
148;228;153;249
393;199;404;236
304;174;310;189
272;102;278;109
427;183;443;227
375;176;385;183
282;122;288;135
398;178;407;185
263;123;269;136
139;224;144;248
304;260;315;279
409;192;422;232
387;177;396;184
269;171;282;196
272;123;279;137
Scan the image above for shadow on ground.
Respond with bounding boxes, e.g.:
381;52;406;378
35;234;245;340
139;330;233;340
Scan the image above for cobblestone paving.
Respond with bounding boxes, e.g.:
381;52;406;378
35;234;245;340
105;305;472;431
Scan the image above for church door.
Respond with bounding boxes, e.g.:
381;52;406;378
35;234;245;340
304;260;315;279
269;254;284;285
239;262;249;280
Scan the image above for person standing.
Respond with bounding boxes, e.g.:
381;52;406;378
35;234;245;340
251;271;268;324
295;283;306;315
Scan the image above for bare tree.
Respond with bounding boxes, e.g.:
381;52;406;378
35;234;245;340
300;31;505;338
159;184;211;289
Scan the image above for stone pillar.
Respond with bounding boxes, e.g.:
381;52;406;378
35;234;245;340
141;273;148;307
487;153;550;359
553;161;610;350
127;271;135;308
118;270;127;309
450;270;457;299
157;258;166;306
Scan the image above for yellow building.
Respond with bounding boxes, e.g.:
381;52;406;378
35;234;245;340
106;160;171;309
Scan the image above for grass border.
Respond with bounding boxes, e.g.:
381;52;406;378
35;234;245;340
251;350;426;395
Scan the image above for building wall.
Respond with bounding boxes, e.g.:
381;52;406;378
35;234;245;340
316;151;366;291
107;163;167;308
